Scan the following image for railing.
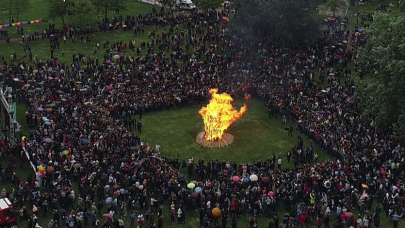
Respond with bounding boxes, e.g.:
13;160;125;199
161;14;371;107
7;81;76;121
0;87;18;145
0;88;10;112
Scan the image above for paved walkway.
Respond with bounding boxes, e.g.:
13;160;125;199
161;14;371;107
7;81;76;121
140;0;162;6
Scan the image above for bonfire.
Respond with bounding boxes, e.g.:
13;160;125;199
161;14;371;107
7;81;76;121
197;88;247;147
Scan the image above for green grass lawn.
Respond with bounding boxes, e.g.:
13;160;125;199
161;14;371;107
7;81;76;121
16;103;29;137
0;0;154;23
0;0;158;63
0;0;155;41
0;26;166;63
141;98;330;165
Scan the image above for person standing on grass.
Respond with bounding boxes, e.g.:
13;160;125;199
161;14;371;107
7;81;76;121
137;121;143;135
391;208;403;228
231;216;237;228
373;208;381;228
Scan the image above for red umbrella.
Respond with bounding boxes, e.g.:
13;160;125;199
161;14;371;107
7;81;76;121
340;211;353;221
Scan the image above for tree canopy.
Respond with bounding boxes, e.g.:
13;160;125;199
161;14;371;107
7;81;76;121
357;13;405;143
230;0;321;48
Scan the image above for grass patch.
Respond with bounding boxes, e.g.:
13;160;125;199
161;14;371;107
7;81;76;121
141;98;330;165
16;103;28;136
0;26;166;63
0;0;154;23
0;0;155;40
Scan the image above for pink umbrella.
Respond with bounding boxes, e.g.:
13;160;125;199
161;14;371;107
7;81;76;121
231;176;240;183
267;191;275;198
340;211;353;221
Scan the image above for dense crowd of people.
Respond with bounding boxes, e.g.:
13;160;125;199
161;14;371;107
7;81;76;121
0;4;404;228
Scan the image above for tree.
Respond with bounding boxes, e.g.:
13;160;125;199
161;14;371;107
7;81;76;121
195;0;223;10
49;0;71;25
230;0;320;48
357;13;405;144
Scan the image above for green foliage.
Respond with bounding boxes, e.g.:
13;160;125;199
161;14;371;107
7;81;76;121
195;0;223;10
230;0;320;48
357;13;405;143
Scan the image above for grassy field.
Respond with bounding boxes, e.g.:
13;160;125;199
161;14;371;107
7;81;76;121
141;98;330;165
0;26;167;63
0;0;159;63
0;0;154;24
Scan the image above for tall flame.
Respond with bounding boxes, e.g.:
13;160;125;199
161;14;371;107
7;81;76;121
199;88;247;141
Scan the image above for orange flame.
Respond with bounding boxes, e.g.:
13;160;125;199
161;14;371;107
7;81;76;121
199;89;248;141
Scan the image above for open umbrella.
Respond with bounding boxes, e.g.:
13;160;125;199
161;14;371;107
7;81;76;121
212;207;221;219
43;137;53;143
243;176;250;183
105;197;113;205
62;150;69;156
340;211;353;221
187;182;196;189
267;191;275;198
231;176;240;183
250;174;258;182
